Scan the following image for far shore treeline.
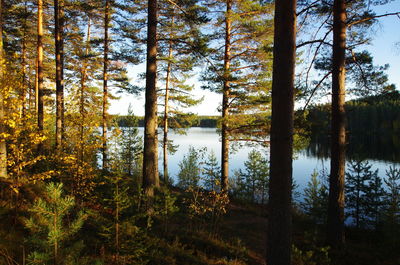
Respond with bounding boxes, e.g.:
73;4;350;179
113;115;220;128
113;91;400;133
306;90;400;137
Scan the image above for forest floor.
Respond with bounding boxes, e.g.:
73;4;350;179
158;193;400;265
220;203;267;265
2;184;399;265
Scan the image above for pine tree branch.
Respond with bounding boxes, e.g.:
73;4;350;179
299;25;332;103
297;40;332;49
228;137;269;144
297;0;322;17
348;48;370;91
348;12;400;27
301;71;332;111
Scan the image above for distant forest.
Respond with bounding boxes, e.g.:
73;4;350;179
114;91;400;135
113;115;219;128
306;91;400;161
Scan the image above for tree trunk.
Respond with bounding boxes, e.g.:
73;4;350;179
143;0;159;197
37;0;44;153
163;48;172;183
163;19;174;183
21;1;28;118
79;20;91;164
55;0;64;150
221;0;232;192
102;0;110;171
266;0;297;263
327;0;346;249
0;0;8;179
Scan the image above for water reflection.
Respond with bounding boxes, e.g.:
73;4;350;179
132;127;400;189
306;133;400;163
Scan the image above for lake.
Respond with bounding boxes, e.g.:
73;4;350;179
136;127;400;192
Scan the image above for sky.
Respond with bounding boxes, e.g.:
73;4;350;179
109;1;400;117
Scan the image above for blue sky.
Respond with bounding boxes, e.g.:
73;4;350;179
109;1;400;116
368;1;400;88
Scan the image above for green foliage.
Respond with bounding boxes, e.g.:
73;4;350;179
305;91;400;162
382;166;400;245
23;182;88;265
201;0;274;143
301;170;328;224
292;244;330;265
96;166;153;263
346;159;381;229
153;186;179;233
232;149;269;203
183;186;229;236
113;105;143;177
202;151;220;192
364;169;385;229
177;147;204;189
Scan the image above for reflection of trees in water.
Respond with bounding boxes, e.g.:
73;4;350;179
305;135;330;159
306;133;400;163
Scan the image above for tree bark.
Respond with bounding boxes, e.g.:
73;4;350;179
79;20;91;164
55;0;64;150
102;0;110;171
163;41;172;183
37;0;44;153
21;1;28;118
221;0;232;192
266;0;297;263
327;0;346;249
143;0;159;197
0;0;8;178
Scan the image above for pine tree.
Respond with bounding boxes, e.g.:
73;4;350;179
364;169;384;230
118;105;143;177
79;0;142;171
202;0;274;191
157;1;205;182
102;0;110;171
24;182;87;264
383;166;400;245
345;159;370;228
54;0;65;151
203;151;220;191
298;0;395;247
36;0;44;153
235;149;269;203
327;0;347;247
143;0;160;198
301;170;328;224
1;0;37;115
267;0;297;263
62;7;102;199
178;147;202;189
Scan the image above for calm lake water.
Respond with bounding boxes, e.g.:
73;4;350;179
137;127;400;191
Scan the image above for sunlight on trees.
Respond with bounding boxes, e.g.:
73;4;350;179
0;0;399;264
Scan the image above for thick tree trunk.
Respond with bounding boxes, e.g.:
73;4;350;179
37;0;44;152
266;0;297;263
221;0;232;192
0;0;8;178
327;0;347;248
55;0;64;150
102;0;110;171
143;0;159;197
